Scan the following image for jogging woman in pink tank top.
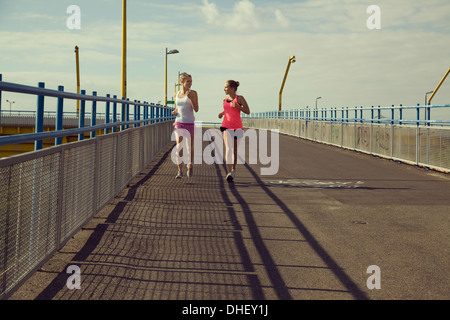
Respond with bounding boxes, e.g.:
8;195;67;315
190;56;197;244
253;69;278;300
218;80;250;182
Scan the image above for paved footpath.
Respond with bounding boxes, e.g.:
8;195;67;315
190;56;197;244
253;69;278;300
9;131;450;300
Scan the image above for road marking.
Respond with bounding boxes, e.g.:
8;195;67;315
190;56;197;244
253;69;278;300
264;179;365;189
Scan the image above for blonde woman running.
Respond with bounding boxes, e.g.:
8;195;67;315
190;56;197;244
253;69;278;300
218;80;250;182
172;73;199;178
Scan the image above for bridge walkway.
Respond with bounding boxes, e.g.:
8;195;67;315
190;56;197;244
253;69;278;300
9;132;450;300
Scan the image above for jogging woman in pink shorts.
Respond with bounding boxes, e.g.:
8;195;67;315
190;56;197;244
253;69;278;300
172;73;199;179
218;80;250;182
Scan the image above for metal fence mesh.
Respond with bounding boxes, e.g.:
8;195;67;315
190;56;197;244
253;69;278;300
0;121;172;298
243;118;450;173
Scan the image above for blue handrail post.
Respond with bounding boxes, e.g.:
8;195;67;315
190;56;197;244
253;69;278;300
360;106;363;123
137;101;141;126
55;86;64;146
137;101;141;127
391;105;394;125
126;98;130;129
144;101;148;125
377;106;381;124
0;74;2;131
134;100;138;128
91;91;97;138
416;104;420;126
427;103;431;126
399;104;403;125
156;105;160;123
78;90;86;141
121;98;126;131
35;82;45;150
371;106;374;124
112;95;117;133
105;94;110;134
150;103;155;124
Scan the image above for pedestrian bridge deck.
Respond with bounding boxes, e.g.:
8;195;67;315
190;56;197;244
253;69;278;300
9;133;450;300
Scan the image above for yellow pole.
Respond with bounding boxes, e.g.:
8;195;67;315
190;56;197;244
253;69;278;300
75;46;80;116
428;67;450;105
165;48;168;106
279;56;296;113
121;0;127;100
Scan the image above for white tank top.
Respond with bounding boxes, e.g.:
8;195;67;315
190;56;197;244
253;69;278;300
174;90;195;123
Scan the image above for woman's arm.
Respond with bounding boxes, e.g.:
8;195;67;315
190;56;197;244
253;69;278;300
235;96;250;114
189;90;199;112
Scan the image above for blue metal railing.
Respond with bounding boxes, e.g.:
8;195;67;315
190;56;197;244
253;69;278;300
243;104;450;126
0;74;175;149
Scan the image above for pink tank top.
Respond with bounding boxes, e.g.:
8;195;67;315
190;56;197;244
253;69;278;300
222;95;243;129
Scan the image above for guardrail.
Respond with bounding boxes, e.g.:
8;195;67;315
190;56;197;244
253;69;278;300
242;117;450;174
0;75;175;299
243;104;450;127
0;74;174;150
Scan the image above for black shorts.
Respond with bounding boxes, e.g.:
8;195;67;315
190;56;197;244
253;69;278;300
220;127;244;139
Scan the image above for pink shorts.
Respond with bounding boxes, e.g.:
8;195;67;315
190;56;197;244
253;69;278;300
173;122;195;137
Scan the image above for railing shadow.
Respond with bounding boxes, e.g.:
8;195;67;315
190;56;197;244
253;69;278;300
241;163;369;300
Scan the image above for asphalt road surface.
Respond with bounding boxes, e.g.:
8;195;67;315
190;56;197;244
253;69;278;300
9;131;450;301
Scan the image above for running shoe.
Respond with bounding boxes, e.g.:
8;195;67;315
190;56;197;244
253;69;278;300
176;170;183;179
187;166;193;178
226;170;235;182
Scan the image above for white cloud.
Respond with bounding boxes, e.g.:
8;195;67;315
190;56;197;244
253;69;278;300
201;0;220;25
1;0;449;123
274;9;290;28
201;0;261;31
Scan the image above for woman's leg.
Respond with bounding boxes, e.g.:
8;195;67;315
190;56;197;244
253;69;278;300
174;130;184;172
223;130;233;173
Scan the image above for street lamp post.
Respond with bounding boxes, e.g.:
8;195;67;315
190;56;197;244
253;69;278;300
121;0;127;100
6;100;15;114
279;56;296;115
165;48;179;106
315;97;322;119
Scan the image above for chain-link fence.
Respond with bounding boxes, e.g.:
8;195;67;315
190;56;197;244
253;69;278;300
0;121;172;299
243;118;450;173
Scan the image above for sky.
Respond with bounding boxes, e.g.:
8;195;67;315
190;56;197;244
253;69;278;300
0;0;449;122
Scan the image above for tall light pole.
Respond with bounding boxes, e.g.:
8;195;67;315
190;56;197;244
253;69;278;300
6;100;15;114
315;97;322;110
165;48;179;106
427;67;450;105
121;0;127;100
75;46;80;116
279;55;296;114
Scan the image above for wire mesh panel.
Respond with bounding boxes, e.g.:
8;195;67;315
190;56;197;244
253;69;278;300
0;121;173;299
330;123;342;147
371;123;392;158
115;131;132;195
341;123;354;150
355;124;371;153
60;142;96;243
243;118;450;173
420;127;450;171
0;152;60;297
96;136;117;211
393;125;417;163
321;122;331;144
